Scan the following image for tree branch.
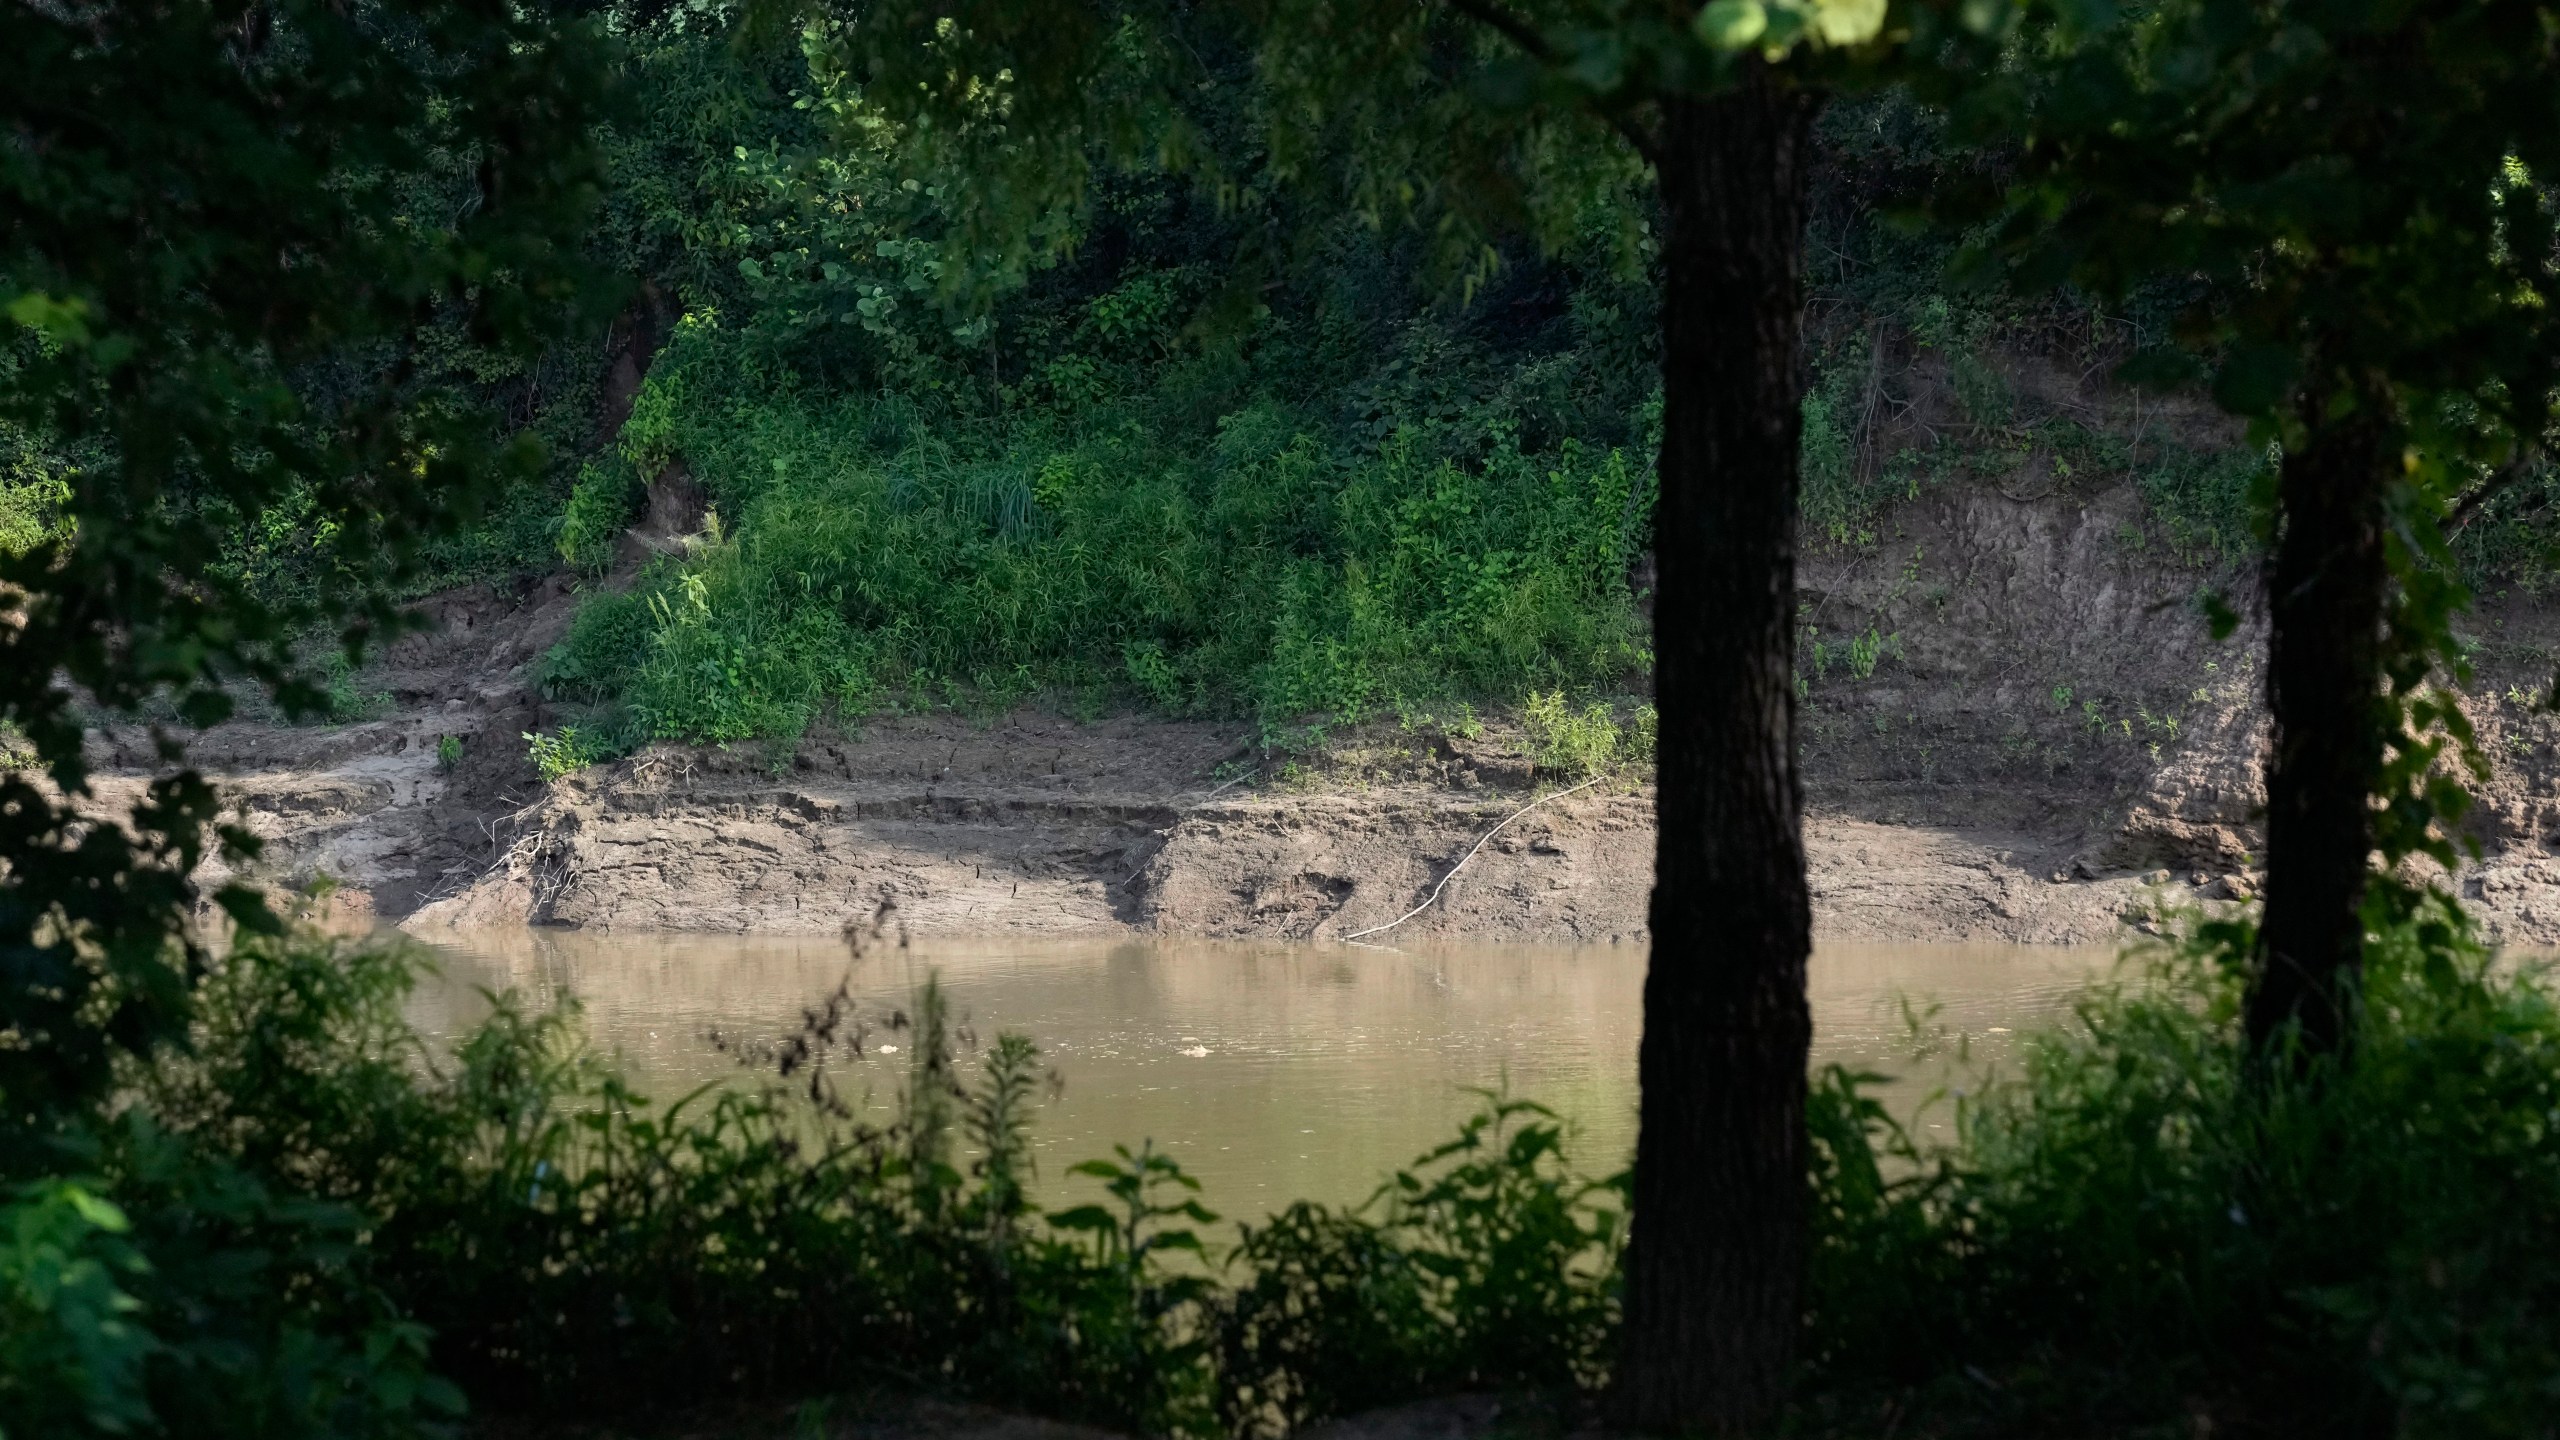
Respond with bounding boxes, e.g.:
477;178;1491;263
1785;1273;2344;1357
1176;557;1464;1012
2446;445;2543;538
1443;0;1665;167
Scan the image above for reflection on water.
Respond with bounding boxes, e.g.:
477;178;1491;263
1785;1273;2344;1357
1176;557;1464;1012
410;932;2116;1217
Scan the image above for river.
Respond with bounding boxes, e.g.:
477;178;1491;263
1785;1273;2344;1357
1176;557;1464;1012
410;932;2118;1218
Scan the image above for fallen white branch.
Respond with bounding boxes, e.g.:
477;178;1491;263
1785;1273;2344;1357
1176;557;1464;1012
1338;774;1607;942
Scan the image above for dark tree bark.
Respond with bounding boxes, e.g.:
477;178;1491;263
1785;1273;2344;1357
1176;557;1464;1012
2248;387;2394;1061
1612;65;1820;1433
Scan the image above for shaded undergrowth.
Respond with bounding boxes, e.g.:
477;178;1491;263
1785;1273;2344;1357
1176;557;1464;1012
10;891;2560;1439
1805;890;2560;1437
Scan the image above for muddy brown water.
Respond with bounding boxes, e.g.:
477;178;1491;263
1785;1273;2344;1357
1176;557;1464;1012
409;933;2118;1218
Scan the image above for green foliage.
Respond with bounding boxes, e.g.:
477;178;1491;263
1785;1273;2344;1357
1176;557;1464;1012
542;310;1654;742
0;0;613;1146
507;5;1676;744
0;1181;149;1438
559;463;644;575
524;727;609;783
28;894;2560;1439
1219;1096;1625;1436
1795;319;2273;565
5;921;474;1440
434;735;463;774
1521;691;1654;779
97;923;1625;1435
2133;441;2269;568
1804;891;2560;1434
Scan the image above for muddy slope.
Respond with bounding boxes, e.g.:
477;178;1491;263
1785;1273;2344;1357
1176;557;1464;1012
108;444;2560;947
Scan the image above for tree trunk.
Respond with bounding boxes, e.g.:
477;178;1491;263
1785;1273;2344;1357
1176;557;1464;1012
2248;395;2393;1061
1612;66;1820;1434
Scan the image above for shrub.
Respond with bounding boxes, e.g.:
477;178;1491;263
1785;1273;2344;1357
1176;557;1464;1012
1520;690;1653;779
1218;1096;1624;1437
89;923;1630;1437
1803;889;2560;1436
30;882;2560;1439
557;461;643;574
523;725;609;781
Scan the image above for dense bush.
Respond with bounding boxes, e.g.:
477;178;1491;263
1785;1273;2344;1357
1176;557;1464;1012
543;315;1655;748
1806;889;2560;1436
1220;1097;1624;1436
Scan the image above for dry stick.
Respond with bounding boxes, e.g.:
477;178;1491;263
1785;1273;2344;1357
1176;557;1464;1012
1339;774;1608;942
1113;768;1257;891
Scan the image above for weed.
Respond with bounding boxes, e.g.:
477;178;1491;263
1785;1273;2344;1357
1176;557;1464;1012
559;460;643;574
1522;691;1652;779
524;726;606;782
435;734;463;772
304;649;388;725
1123;640;1186;711
1219;1094;1623;1436
1846;628;1903;681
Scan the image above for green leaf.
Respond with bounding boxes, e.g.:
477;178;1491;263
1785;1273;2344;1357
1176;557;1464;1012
1695;0;1769;50
1047;1204;1117;1232
6;290;93;344
62;1186;130;1234
2211;343;2301;417
1810;0;1889;46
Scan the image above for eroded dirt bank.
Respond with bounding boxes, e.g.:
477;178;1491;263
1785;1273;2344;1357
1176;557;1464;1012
93;467;2560;948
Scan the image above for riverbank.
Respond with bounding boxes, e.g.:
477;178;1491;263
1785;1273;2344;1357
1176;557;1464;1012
387;712;2164;945
89;464;2560;948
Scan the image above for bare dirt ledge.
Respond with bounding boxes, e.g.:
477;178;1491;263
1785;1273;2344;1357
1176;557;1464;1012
385;714;2181;946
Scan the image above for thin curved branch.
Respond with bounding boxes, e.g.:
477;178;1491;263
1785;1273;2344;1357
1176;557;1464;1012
1443;0;1666;168
2446;445;2543;538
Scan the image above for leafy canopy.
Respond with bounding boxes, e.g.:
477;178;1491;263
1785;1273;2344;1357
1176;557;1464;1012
0;0;614;1133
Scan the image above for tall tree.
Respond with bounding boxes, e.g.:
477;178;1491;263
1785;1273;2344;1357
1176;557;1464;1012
801;0;1916;1424
1929;0;2560;1060
0;0;613;1134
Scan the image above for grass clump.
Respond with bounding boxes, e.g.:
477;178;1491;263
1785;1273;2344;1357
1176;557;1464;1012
523;725;609;782
1520;690;1655;780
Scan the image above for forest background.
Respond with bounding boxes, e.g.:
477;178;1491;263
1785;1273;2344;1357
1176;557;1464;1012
88;5;2489;760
